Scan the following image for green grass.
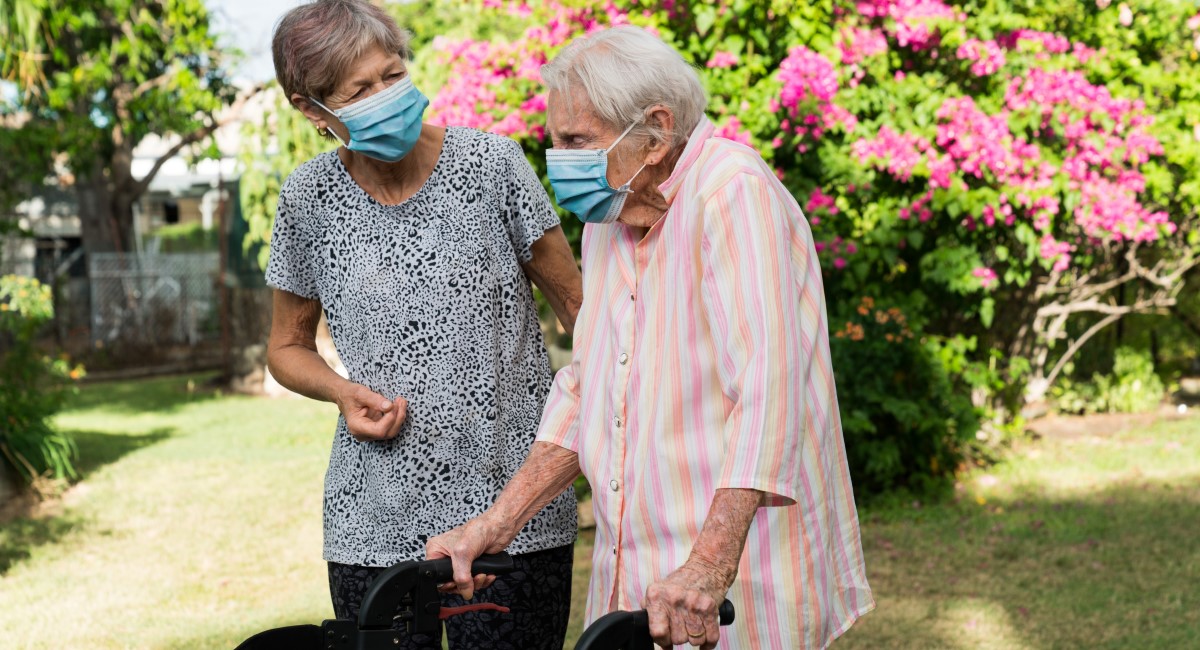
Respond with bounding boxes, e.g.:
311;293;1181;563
839;419;1200;649
0;375;1196;649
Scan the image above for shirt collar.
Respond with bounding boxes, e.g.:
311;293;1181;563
658;116;714;206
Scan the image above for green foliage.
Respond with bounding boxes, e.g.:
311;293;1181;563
830;297;980;497
238;90;334;270
1051;346;1167;414
150;222;218;253
1;0;244;249
0;275;83;486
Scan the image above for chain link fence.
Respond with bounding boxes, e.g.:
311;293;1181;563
89;252;220;347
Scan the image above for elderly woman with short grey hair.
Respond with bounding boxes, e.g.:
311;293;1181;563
430;25;874;649
264;1;580;647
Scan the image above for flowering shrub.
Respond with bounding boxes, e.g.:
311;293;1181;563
240;0;1200;494
0;275;83;488
829;297;979;494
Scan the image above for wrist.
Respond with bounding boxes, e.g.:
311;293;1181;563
685;550;738;592
476;509;520;548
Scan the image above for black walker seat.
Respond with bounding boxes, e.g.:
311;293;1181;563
235;551;735;650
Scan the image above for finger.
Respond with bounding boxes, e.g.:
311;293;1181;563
669;608;693;647
472;573;494;594
450;547;477;601
383;405;406;439
645;600;672;647
701;618;720;650
681;614;706;647
349;413;396;441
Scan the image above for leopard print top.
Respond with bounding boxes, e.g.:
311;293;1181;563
266;127;577;566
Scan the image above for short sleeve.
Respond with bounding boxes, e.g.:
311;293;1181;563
535;362;582;452
264;182;320;299
700;172;810;507
499;138;560;263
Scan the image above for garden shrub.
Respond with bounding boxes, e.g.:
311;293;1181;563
0;275;83;487
239;0;1200;495
1051;346;1166;414
151;222;218;253
830;297;979;496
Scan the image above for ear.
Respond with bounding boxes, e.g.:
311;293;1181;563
291;93;328;131
642;104;676;166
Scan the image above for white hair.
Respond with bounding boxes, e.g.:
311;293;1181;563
542;26;707;152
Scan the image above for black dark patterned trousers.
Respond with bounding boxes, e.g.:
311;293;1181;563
328;543;573;650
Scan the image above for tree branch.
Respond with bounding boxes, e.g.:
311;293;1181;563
1042;312;1124;390
132;82;267;196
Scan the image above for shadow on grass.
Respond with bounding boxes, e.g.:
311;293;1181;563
69;373;224;415
0;513;82;575
840;481;1200;650
0;428;174;577
71;427;174;477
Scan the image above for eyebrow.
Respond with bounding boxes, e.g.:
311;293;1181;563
345;61;404;90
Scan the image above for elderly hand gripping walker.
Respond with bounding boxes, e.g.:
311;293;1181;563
236;552;734;650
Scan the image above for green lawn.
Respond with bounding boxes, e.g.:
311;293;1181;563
0;374;1196;649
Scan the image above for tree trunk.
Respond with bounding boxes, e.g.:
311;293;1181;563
75;161;135;256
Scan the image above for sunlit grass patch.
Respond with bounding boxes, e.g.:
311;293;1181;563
1;375;1195;649
840;416;1200;650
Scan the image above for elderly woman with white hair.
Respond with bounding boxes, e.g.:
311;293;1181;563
263;1;581;647
429;25;874;649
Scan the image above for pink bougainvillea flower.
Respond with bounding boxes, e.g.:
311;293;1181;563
714;116;754;146
838;26;889;64
956;38;1007;75
973;267;998;288
857;0;963;50
706;51;740;68
805;187;840;216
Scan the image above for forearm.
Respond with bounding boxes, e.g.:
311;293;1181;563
542;279;581;336
686;488;764;591
524;227;582;335
480;441;581;542
267;342;353;404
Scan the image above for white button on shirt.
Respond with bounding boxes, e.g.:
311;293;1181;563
535;117;874;648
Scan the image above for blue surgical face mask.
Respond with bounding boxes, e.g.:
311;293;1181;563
545;122;646;224
310;75;429;163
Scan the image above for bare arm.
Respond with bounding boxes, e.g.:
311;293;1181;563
646;488;763;650
267;289;406;442
426;441;581;598
522;226;582;336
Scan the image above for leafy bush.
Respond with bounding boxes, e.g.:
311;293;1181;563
238;0;1200;494
1051;346;1165;414
830;296;980;496
0;275;83;487
150;222;218;253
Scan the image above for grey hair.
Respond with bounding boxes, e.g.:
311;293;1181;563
542;25;707;152
272;0;413;104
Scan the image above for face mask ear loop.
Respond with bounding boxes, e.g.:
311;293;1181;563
619;163;647;194
605;121;640;154
309;97;349;148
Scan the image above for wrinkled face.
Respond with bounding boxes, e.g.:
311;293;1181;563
321;45;408;111
546;87;645;189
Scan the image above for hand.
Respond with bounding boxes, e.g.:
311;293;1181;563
644;560;729;649
426;516;509;600
334;383;407;442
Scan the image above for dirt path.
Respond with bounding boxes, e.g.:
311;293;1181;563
1027;405;1196;439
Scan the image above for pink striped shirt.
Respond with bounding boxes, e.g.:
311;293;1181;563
536;117;874;648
